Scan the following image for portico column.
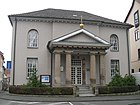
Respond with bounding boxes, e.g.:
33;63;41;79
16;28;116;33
90;53;96;85
100;54;106;85
65;51;72;86
54;51;61;86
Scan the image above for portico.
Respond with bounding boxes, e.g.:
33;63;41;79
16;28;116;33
47;28;110;87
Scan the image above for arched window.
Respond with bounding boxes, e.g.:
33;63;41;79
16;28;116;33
28;29;38;48
110;34;119;51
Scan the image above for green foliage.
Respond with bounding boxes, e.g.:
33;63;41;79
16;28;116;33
26;68;46;87
96;85;139;94
123;74;136;86
108;74;136;87
108;74;124;86
9;85;73;95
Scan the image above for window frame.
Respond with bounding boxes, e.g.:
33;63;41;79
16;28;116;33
111;59;120;77
27;29;39;48
134;10;139;28
27;58;38;78
135;29;140;41
110;34;119;52
138;49;140;60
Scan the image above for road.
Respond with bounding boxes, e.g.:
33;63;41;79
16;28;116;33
0;99;140;105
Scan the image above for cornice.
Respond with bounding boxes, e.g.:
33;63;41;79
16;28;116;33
10;16;131;29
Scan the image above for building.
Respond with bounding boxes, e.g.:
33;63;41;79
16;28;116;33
125;0;140;73
0;51;4;90
9;8;132;86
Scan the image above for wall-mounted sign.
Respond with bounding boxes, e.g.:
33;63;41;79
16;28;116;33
40;75;50;83
7;61;11;70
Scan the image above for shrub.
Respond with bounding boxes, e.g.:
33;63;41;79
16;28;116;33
108;74;136;87
9;85;73;95
123;74;136;86
97;86;139;94
108;74;124;86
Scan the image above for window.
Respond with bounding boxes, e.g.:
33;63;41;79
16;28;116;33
138;49;140;60
139;68;140;72
27;58;38;78
110;34;119;51
134;10;139;28
135;29;140;41
111;60;120;77
131;69;134;73
28;29;38;48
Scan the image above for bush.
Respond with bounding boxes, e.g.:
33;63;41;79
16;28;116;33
9;85;73;95
97;86;139;94
108;74;136;87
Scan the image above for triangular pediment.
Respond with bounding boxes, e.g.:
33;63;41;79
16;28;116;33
52;29;109;45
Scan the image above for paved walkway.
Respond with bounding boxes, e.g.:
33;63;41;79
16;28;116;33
0;91;140;102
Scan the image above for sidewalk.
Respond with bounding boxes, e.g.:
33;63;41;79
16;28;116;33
0;91;140;102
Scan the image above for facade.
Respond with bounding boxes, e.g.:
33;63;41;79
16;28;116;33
9;8;132;86
0;51;4;90
125;0;140;73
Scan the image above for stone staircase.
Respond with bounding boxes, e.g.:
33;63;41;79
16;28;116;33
77;85;95;97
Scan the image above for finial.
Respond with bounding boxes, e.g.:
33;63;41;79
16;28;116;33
80;16;84;28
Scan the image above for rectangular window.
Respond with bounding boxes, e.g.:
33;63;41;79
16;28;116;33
135;29;140;41
27;58;38;78
131;69;134;73
111;60;120;77
138;49;140;60
134;10;139;28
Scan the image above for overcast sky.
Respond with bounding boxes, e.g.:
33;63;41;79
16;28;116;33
0;0;133;66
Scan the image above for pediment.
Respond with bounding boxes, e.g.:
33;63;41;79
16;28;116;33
52;29;109;45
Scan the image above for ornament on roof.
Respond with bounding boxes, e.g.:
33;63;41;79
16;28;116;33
80;16;84;29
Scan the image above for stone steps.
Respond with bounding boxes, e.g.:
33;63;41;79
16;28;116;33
77;86;95;97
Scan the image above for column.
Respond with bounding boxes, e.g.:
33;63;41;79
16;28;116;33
65;51;71;86
100;54;106;85
90;53;96;85
54;52;61;86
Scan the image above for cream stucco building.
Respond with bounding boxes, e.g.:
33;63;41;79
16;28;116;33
125;0;140;73
9;8;132;87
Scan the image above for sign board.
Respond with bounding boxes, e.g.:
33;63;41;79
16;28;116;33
7;61;11;70
40;75;50;83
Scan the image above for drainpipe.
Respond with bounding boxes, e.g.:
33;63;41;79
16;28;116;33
126;28;131;75
47;41;53;87
12;17;17;85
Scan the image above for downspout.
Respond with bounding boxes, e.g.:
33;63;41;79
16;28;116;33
50;51;53;87
126;28;131;75
12;17;17;85
47;41;53;87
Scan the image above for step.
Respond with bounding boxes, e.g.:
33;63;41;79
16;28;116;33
77;86;95;97
79;93;95;97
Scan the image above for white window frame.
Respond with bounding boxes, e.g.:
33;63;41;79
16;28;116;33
135;29;140;41
27;58;38;78
111;60;120;77
110;34;119;51
28;29;39;48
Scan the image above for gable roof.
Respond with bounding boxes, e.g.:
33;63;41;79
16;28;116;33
124;0;140;22
9;8;132;28
47;28;110;51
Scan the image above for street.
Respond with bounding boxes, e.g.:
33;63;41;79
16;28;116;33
0;99;140;105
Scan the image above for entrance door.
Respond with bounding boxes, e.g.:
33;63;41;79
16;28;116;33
71;59;82;85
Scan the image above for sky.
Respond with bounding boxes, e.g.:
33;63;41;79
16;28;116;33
0;0;133;66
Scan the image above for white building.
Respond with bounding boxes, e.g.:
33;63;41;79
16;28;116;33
9;8;132;86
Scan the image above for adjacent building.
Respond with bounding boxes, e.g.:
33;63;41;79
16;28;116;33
9;8;132;86
125;0;140;73
0;51;4;90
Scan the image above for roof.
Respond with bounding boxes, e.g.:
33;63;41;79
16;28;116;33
124;0;140;22
9;8;132;27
